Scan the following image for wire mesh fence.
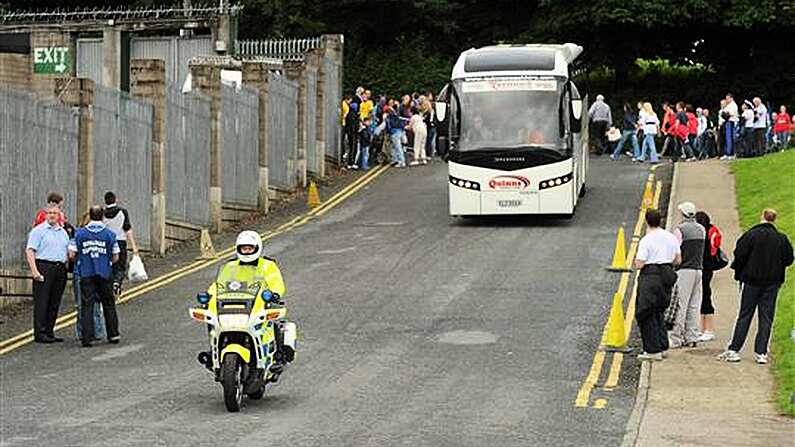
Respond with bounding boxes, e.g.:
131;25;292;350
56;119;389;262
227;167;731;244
267;74;299;191
221;84;260;207
0;88;78;269
91;84;153;248
165;86;212;226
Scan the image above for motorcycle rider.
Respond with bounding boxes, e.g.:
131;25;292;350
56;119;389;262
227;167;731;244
212;230;290;369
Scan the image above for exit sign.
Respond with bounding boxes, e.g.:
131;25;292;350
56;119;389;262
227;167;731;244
33;46;71;74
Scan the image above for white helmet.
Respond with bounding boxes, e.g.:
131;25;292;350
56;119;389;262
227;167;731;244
235;230;262;263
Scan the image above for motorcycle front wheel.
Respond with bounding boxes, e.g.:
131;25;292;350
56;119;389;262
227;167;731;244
221;354;243;412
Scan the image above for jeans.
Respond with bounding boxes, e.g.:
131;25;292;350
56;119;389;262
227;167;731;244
612;130;640;159
724;121;735;156
74;274;105;340
641;134;659;162
729;283;780;355
426;127;437;158
357;145;370;170
775;131;790;148
389;131;406;166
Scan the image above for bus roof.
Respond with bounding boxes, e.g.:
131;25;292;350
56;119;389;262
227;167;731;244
452;43;583;80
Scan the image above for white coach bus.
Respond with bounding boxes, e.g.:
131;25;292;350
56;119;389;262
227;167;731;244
435;43;589;217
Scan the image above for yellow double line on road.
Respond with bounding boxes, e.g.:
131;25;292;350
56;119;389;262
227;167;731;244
0;164;390;356
574;170;663;409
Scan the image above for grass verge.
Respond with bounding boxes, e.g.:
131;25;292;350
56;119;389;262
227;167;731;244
732;149;795;416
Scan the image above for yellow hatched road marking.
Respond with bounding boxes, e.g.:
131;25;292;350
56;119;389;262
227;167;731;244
0;165;390;356
575;171;663;408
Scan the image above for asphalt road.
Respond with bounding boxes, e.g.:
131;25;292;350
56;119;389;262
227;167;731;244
0;156;657;447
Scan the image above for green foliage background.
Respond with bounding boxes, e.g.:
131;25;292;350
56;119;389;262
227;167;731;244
2;0;794;111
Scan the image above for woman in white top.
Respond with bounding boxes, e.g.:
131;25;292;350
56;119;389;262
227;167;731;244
407;109;428;165
638;102;660;163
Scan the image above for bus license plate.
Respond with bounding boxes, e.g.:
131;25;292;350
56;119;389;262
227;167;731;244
497;199;522;208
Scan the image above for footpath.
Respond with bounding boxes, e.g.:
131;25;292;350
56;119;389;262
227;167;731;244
631;160;795;446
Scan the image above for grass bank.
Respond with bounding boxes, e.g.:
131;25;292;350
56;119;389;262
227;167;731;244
732;149;795;416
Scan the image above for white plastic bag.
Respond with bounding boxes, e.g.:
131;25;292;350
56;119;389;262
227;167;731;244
128;254;149;282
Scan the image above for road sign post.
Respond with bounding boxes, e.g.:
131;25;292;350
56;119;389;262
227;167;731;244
32;47;71;75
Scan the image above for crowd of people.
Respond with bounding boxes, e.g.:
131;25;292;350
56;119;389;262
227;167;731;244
341;87;443;170
634;204;793;363
25;191;138;347
589;93;793;163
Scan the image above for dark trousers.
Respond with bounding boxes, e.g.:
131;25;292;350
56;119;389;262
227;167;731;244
638;311;669;354
729;283;780;355
345;128;357;165
700;269;715;315
32;260;67;339
80;275;120;343
753;128;766;155
112;240;128;290
592;121;609;154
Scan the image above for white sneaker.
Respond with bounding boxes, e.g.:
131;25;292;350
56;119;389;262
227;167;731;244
637;352;663;361
717;350;741;362
754;353;768;364
697;331;715;342
719;155;728;160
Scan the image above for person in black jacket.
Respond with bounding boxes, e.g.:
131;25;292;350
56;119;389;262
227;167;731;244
610;103;640;161
719;209;794;364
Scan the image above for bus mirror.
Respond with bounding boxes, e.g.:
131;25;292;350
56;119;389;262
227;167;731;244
571;99;583;120
435;102;448;122
571;99;583;133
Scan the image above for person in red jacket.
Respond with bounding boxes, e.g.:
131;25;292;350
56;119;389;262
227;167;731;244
674;102;695;160
686;105;699;157
661;102;677;157
773;105;791;150
33;191;68;228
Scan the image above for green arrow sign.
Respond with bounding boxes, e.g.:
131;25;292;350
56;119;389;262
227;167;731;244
33;47;71;75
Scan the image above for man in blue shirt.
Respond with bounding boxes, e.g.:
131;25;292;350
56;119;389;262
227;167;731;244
26;205;70;343
69;206;121;347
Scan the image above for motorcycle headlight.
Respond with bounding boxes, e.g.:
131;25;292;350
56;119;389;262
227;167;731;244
196;292;211;305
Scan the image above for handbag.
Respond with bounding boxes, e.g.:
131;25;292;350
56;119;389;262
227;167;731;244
711;247;729;271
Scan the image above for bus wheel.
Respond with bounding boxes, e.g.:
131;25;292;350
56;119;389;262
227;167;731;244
578;184;587;198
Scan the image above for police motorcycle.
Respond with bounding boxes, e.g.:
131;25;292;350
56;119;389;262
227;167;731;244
189;231;297;412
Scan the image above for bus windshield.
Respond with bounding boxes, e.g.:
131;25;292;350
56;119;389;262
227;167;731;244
454;78;565;152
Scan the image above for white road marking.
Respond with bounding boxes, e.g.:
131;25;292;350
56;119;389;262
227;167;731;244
91;343;145;362
317;247;357;255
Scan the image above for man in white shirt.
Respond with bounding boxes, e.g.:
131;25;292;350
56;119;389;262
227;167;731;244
634;209;682;361
720;93;739;160
752;97;768;155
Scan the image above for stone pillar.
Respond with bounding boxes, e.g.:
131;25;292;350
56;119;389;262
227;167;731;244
321;34;344;165
305;50;325;178
189;64;223;233
102;28;122;90
285;61;307;188
56;78;95;218
130;59;167;255
242;61;276;212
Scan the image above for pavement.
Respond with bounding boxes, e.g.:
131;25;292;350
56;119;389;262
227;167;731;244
1;156;658;446
633;159;795;446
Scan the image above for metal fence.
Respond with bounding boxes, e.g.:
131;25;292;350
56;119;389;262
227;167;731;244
0;88;78;269
221;84;260;207
267;74;299;190
77;36;214;88
305;66;320;175
165;86;212;226
91;84;154;249
324;55;342;162
236;37;322;61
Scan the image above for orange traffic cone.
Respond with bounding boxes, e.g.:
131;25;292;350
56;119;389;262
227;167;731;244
606;227;631;272
307;181;321;208
600;293;630;352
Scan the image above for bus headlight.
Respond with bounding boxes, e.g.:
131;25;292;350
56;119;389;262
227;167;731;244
539;174;573;190
449;175;480;191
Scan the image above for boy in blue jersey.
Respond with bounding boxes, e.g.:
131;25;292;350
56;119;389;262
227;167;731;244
69;206;121;347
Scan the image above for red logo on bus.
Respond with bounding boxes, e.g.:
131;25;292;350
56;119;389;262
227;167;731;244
488;175;530;190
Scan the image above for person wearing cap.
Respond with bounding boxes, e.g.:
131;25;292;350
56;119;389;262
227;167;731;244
669;201;706;348
588;94;612;155
719;209;793;364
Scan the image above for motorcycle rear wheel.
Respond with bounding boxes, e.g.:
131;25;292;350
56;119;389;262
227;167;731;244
221;354;243;412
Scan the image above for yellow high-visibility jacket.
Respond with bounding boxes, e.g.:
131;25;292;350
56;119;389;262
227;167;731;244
209;257;286;298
